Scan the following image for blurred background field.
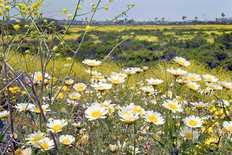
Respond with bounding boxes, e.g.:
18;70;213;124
6;23;232;70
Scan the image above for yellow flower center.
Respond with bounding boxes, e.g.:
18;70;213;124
31;135;43;144
148;115;158;123
168;103;178;110
40;143;49;150
188;120;197;127
185;132;193;139
36;75;43;81
133;107;142;113
62;138;71;145
51;124;62;133
91;110;102;119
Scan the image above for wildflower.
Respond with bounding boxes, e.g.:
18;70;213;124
32;72;50;84
223;121;232;133
85;103;108;121
202;74;218;83
118;107;139;124
123;67;142;75
26;131;46;146
142;66;149;71
15;103;34;112
190;101;209;108
146;78;163;86
173;57;190;67
181;73;201;82
29;104;50;114
59;135;75;145
220;81;232;90
206;83;222;90
204;135;219;145
180;127;199;140
64;78;74;85
108;74;126;85
140;86;154;94
185;82;200;91
56;92;65;100
37;137;54;151
47;119;68;133
162;99;183;113
68;92;81;100
183;116;203;128
167;68;187;76
128;103;145;116
144;111;165;125
101;100;116;115
82;59;101;67
8;86;20;94
15;147;32;155
73;83;87;92
91;82;112;91
0;110;9;119
13;24;21;31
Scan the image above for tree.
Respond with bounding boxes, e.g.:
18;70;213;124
194;16;198;21
182;16;187;22
221;12;226;18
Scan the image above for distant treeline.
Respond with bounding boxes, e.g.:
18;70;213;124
2;17;232;27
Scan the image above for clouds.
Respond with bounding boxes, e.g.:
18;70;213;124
42;0;232;21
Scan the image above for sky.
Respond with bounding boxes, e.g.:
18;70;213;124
42;0;232;21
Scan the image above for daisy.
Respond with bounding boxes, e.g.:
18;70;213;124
15;147;32;155
73;83;87;92
32;72;50;84
0;110;9;119
101;100;116;115
26;131;46;146
146;78;163;86
59;135;75;145
68;92;81;100
183;116;203;128
206;83;222;90
223;121;232;133
37;137;54;151
118;106;139;124
47;119;68;133
127;103;145;116
15;103;34;112
82;59;102;67
29;104;50;114
202;74;218;83
85;103;108;121
185;82;200;91
123;67;142;75
108;74;126;85
140;86;154;94
162;99;183;113
167;68;187;76
180;127;199;140
173;57;191;67
182;73;201;82
220;81;232;90
144;111;165;125
91;82;112;91
64;78;74;85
